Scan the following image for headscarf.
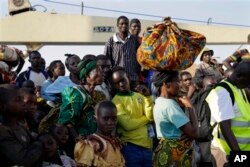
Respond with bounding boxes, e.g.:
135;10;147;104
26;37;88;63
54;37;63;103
152;70;179;87
78;59;97;80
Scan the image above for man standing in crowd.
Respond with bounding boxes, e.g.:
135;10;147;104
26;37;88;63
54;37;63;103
206;61;250;167
104;16;141;90
16;51;48;88
196;48;223;82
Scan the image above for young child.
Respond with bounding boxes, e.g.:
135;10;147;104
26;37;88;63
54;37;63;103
0;87;43;167
50;124;75;158
74;100;125;167
111;67;154;167
19;88;38;133
37;133;77;167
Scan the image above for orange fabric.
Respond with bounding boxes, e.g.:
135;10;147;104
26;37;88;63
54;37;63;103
137;18;206;71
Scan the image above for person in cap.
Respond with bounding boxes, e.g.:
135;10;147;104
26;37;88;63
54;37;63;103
196;48;223;82
57;58;104;136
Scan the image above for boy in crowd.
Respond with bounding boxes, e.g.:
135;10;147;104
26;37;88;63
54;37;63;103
0;87;43;166
112;67;154;167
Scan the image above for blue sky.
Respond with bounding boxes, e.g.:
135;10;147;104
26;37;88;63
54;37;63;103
1;0;250;73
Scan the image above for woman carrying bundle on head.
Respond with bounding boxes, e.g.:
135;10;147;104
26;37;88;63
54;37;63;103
152;71;198;167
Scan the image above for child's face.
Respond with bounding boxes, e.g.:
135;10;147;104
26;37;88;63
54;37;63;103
112;71;130;93
23;93;37;117
67;56;80;74
96;107;117;135
39;135;58;158
181;74;192;88
5;92;26;118
53;125;69;144
53;62;65;77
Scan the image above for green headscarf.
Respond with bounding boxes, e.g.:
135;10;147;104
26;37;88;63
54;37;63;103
78;59;97;80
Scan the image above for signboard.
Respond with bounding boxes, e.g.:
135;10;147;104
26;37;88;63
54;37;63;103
93;26;115;33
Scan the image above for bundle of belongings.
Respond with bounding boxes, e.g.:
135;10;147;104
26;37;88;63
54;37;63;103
0;45;24;74
137;17;206;71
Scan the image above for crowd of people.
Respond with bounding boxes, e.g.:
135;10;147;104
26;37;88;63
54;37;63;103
0;15;250;167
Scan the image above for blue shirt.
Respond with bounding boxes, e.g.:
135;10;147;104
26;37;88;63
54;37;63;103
153;97;189;139
45;76;77;94
41;79;53;101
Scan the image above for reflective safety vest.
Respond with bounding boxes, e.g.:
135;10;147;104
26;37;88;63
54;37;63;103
211;81;250;154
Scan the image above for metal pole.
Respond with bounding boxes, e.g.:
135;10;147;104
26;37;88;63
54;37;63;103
81;2;84;15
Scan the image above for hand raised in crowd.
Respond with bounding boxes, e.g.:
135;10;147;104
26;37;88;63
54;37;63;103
178;96;193;109
135;84;150;96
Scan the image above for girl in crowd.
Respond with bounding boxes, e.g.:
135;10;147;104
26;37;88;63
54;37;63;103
152;71;198;167
45;54;81;102
50;124;75;158
41;60;65;102
74;101;125;167
37;133;76;167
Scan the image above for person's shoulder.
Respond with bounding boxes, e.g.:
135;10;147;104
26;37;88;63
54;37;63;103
0;125;10;132
155;97;174;104
106;36;114;43
0;125;13;140
87;134;108;153
207;85;232;103
16;70;28;78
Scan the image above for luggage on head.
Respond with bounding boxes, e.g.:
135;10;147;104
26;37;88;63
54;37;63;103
137;17;206;71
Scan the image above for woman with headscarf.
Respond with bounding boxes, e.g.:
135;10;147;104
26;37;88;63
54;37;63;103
152;71;198;167
57;58;104;136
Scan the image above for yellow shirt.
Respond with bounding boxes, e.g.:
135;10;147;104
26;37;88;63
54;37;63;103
112;92;153;149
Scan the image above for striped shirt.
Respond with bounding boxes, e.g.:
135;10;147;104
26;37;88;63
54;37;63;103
104;33;141;81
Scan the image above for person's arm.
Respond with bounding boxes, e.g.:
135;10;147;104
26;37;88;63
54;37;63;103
113;98;150;131
57;87;84;126
178;97;198;139
135;85;154;121
104;38;113;67
187;84;197;99
219;120;240;151
142;95;154;121
15;71;26;88
15;56;25;75
0;127;43;167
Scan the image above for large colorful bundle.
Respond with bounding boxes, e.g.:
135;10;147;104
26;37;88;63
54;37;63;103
137;17;206;71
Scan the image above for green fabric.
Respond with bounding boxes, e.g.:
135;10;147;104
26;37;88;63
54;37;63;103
58;86;97;136
78;60;97;80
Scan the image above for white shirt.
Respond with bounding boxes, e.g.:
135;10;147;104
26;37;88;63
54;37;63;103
206;87;241;147
95;82;111;100
29;70;46;86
